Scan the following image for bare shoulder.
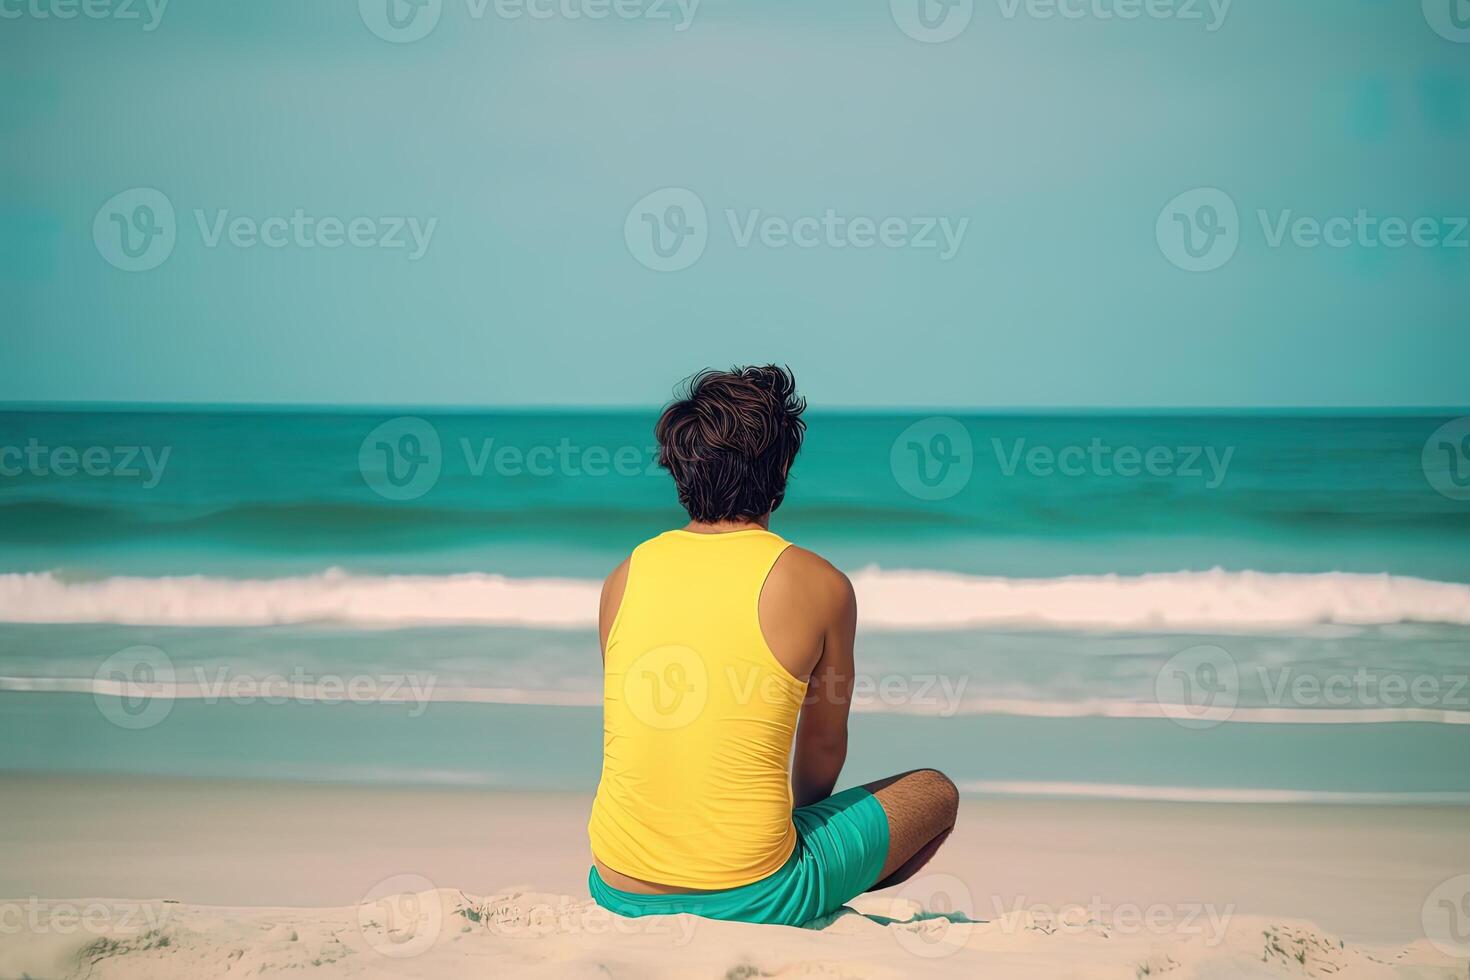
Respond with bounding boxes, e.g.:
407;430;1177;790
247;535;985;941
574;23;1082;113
761;544;853;677
598;556;632;651
767;545;855;619
602;555;631;597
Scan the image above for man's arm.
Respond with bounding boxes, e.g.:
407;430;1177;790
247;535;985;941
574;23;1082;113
598;557;630;658
790;569;856;808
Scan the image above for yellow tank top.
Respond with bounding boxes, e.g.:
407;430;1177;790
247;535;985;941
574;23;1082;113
587;528;807;889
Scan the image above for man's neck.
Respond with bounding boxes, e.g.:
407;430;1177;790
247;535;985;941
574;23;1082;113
681;516;770;534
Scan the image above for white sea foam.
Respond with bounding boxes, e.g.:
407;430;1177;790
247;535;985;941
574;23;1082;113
848;566;1470;632
3;567;1470;631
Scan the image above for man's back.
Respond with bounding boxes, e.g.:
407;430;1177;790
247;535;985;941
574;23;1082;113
587;527;848;890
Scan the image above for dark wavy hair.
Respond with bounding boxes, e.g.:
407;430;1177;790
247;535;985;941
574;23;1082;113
655;365;807;523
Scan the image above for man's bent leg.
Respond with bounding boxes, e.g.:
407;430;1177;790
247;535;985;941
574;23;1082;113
861;768;959;889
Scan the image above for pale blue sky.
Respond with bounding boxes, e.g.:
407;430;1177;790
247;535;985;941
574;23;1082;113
3;0;1467;407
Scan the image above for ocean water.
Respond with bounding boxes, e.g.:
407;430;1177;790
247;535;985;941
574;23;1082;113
1;409;1468;802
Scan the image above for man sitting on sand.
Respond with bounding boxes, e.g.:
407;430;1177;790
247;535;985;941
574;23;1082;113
587;365;958;926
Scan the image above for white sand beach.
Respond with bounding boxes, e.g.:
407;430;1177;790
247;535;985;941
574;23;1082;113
3;774;1469;978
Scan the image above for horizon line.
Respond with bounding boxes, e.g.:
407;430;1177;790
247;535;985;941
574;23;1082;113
1;401;1467;417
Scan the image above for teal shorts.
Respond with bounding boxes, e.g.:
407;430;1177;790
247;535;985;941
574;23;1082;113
588;786;890;927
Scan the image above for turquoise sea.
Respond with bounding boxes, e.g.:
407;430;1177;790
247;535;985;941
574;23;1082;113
2;409;1468;801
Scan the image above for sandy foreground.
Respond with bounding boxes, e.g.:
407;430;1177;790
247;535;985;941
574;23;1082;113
2;774;1469;978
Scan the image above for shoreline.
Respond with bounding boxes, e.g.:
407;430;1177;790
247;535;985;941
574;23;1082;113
9;693;1470;807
